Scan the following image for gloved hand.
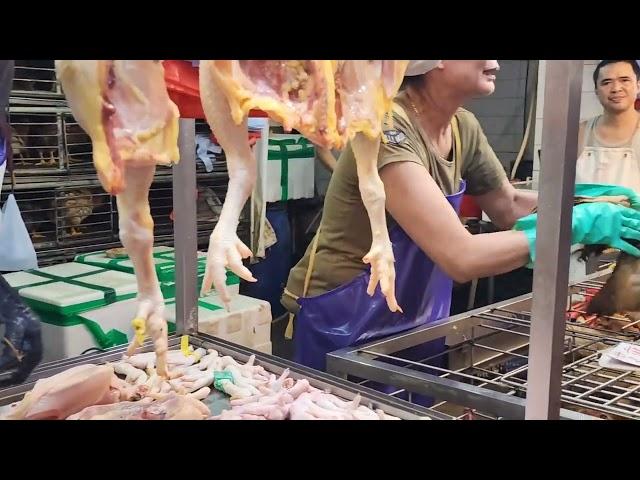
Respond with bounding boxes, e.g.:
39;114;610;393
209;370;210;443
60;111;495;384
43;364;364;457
0;276;42;386
514;201;640;264
575;183;640;210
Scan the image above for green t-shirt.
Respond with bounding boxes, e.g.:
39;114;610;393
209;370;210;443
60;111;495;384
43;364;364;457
283;91;507;313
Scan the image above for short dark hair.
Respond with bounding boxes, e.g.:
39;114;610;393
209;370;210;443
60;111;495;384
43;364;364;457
593;60;640;88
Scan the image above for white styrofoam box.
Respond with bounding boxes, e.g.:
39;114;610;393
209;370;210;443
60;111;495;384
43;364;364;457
40;298;139;363
166;293;272;350
2;271;51;288
157;250;208;261
78;270;138;297
37;262;103;278
20;282;103;308
40;322;97;363
265;134;315;202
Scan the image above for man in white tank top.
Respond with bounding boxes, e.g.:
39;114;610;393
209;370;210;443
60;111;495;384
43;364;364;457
570;60;640;281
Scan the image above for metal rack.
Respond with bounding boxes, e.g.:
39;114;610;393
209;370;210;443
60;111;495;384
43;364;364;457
327;269;640;420
0;117;448;421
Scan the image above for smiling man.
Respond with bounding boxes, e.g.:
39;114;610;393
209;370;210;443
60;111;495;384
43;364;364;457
576;60;640;189
567;60;640;281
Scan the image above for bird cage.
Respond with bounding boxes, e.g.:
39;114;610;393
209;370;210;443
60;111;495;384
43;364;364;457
5;75;249;267
8;111;65;173
11;60;61;96
1;185;117;257
62;113;93;174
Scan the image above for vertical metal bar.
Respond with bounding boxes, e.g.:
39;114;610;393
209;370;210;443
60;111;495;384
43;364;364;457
525;61;583;419
173;118;198;335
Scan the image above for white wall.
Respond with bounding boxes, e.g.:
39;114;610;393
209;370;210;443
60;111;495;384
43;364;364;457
532;60;602;182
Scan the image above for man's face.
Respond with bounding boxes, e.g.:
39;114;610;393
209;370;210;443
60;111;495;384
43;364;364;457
595;62;640;113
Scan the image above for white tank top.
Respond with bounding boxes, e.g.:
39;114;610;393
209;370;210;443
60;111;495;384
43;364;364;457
575;115;640;191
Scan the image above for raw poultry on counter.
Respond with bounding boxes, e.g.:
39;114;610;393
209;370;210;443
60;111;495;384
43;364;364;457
566;243;640;352
0;344;402;421
52;60;412;382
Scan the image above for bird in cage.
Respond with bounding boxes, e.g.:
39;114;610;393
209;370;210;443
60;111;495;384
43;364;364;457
10;125;28;166
29;118;60;168
55;188;110;238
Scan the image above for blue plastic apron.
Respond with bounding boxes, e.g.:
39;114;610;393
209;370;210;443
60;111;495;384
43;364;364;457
291;114;465;379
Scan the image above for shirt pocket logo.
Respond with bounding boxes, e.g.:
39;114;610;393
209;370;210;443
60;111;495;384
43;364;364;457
383;130;407;145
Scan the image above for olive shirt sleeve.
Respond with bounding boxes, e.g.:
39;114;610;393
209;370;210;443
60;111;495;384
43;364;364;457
377;112;423;170
375;107;507;196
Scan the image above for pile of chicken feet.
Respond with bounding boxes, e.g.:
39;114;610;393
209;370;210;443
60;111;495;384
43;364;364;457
1;346;402;420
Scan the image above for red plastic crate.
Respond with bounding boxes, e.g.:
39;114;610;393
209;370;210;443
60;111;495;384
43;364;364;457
460;194;482;218
163;60;269;120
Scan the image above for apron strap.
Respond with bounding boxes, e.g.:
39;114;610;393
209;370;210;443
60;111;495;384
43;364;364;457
284;222;322;339
285;105;462;340
451;114;462;186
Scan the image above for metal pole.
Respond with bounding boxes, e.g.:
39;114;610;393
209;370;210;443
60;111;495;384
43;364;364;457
525;61;583;419
173;118;198;335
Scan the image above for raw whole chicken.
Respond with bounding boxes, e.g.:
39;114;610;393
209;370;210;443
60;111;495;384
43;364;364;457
2;364;146;420
67;393;210;420
55;60;180;378
199;60;408;311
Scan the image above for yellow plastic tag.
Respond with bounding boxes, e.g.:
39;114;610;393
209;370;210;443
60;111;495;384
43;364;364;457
132;318;146;346
180;335;193;357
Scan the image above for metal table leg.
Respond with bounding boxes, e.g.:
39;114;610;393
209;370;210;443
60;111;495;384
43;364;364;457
525;61;583;419
173;118;198;335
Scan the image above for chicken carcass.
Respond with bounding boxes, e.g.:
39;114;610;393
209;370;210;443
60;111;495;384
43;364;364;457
582;242;640;326
2;364;146;420
199;60;407;311
56;60;180;378
67;393;210;420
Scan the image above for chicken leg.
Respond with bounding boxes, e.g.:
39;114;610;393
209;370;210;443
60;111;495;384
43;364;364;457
199;61;257;307
199;60;406;312
117;164;171;378
351;132;399;312
56;60;180;377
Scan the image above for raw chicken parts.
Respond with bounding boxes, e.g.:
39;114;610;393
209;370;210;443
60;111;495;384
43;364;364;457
2;364;146;420
1;344;404;420
55;60;180;378
67;393;210;420
199;60;408;312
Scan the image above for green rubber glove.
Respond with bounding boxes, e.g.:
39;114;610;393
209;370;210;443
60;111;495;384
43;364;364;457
514;202;640;265
575;183;640;210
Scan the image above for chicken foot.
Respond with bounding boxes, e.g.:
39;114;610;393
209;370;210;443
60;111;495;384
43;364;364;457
199;61;257;308
351;132;400;313
117;164;171;378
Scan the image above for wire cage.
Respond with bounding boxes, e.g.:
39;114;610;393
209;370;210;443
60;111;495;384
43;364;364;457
11;60;60;97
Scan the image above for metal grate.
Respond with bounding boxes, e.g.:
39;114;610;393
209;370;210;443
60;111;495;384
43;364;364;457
4;94;249;268
1;185;117;251
8;112;64;172
328;273;640;420
62;113;93;173
501;352;640;420
11;61;60;96
567;280;640;337
2;175;249;266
